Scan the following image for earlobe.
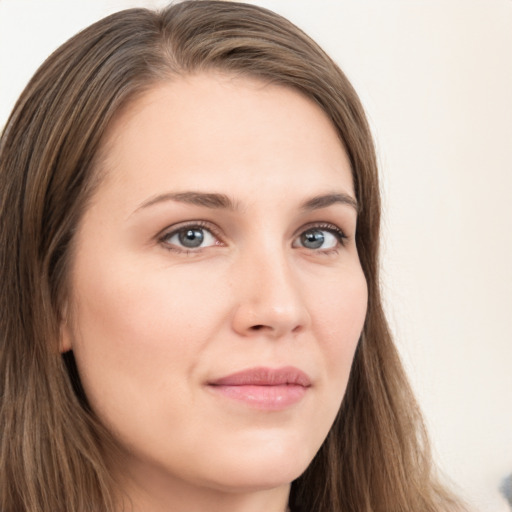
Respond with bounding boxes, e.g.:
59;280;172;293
59;321;73;353
59;303;73;353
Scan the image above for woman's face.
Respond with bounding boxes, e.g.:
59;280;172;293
62;73;367;503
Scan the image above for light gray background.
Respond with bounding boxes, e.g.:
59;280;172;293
1;1;511;510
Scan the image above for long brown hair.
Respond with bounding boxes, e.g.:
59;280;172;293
0;2;462;511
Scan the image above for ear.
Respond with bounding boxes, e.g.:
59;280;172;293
59;302;73;353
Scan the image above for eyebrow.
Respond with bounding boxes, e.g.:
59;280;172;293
135;191;238;212
134;190;358;214
300;192;358;213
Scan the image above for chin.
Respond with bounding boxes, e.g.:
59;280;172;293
199;438;314;493
204;465;305;494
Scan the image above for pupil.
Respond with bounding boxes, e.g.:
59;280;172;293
302;230;324;249
179;228;204;248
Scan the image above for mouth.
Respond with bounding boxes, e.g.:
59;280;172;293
207;366;311;410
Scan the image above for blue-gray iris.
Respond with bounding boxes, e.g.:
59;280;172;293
301;230;324;249
179;228;204;248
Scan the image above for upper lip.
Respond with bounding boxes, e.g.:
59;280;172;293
208;366;312;387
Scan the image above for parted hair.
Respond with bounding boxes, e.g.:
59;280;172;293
0;2;462;511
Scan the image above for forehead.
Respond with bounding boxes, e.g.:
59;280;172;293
93;72;353;209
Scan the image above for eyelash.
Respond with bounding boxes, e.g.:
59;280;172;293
158;221;222;255
299;222;348;254
157;221;348;255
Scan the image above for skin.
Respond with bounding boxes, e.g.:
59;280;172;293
61;73;368;512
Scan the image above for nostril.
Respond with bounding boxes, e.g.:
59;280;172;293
251;325;265;331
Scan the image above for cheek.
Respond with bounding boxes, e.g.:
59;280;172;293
312;267;367;384
66;259;228;417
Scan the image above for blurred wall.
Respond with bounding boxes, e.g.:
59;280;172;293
1;1;511;510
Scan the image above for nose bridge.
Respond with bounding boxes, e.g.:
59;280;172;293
231;235;310;337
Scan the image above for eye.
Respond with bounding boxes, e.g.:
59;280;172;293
293;225;345;251
160;223;219;251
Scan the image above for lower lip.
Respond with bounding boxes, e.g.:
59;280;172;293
208;384;308;410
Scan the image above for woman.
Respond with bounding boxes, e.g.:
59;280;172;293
0;1;464;511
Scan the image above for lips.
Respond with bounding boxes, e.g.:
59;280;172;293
208;366;311;410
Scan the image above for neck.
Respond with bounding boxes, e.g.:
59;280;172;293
114;458;291;512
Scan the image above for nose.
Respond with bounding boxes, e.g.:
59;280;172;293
230;250;311;339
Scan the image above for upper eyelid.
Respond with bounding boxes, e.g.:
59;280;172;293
294;221;347;238
157;220;222;241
